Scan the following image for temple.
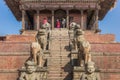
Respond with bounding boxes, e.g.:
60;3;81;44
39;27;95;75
0;0;119;80
5;0;116;31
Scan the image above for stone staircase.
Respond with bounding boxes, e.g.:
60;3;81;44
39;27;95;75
48;29;73;80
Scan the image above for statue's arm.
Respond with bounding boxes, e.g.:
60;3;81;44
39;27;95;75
19;72;26;80
80;74;86;80
96;73;101;80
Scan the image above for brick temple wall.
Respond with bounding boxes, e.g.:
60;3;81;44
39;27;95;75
0;31;120;80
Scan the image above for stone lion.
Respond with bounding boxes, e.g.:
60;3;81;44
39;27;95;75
76;29;91;66
36;29;47;51
31;42;44;67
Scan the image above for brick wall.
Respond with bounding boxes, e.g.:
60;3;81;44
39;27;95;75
0;32;119;80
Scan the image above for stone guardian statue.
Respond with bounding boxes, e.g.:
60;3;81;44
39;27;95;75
19;61;39;80
76;29;91;66
80;61;100;80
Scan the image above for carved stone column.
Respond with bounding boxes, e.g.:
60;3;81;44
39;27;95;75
80;10;84;30
22;10;26;30
66;10;69;29
37;10;40;30
52;10;54;29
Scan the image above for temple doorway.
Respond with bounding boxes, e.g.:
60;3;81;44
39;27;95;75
54;9;66;28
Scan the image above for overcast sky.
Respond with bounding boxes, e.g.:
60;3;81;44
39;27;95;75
0;0;120;41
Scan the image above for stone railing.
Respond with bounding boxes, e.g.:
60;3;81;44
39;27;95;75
21;0;99;3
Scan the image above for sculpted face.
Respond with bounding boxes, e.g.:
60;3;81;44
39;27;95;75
87;66;95;74
26;65;36;74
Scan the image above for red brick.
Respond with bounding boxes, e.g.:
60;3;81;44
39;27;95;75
6;35;35;42
91;43;120;52
92;56;120;69
0;56;29;69
0;73;18;80
84;31;115;43
0;42;30;52
101;73;120;80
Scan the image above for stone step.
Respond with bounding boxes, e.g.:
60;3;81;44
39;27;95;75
50;53;70;56
50;54;70;57
48;61;71;65
49;60;70;63
48;73;71;77
50;56;70;58
48;77;63;79
48;67;72;72
48;71;62;74
50;58;70;60
48;76;72;80
49;61;70;64
48;67;72;70
49;60;70;62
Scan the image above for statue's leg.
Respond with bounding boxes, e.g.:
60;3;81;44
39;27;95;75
74;41;77;50
88;53;91;62
80;53;84;67
43;43;47;51
32;48;37;65
85;53;87;64
38;54;43;67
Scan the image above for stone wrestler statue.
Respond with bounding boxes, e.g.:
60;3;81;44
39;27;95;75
19;61;39;80
80;61;100;80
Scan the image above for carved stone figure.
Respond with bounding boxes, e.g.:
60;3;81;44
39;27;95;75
72;24;81;50
80;61;100;80
31;42;44;67
19;61;39;80
70;22;77;30
36;29;47;51
69;22;81;50
76;29;91;66
42;22;51;39
69;22;77;49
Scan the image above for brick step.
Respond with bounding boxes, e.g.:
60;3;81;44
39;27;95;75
50;54;70;57
48;76;72;80
49;60;70;62
48;77;63;79
51;36;69;38
48;64;62;66
49;68;72;72
48;71;62;74
48;61;71;64
51;52;70;55
50;65;72;68
50;56;70;58
48;74;71;77
50;59;70;62
51;54;70;56
51;51;70;53
51;57;70;59
48;73;70;77
48;69;62;71
48;65;71;68
49;60;70;63
51;38;70;41
48;74;61;77
48;67;62;70
49;61;70;64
